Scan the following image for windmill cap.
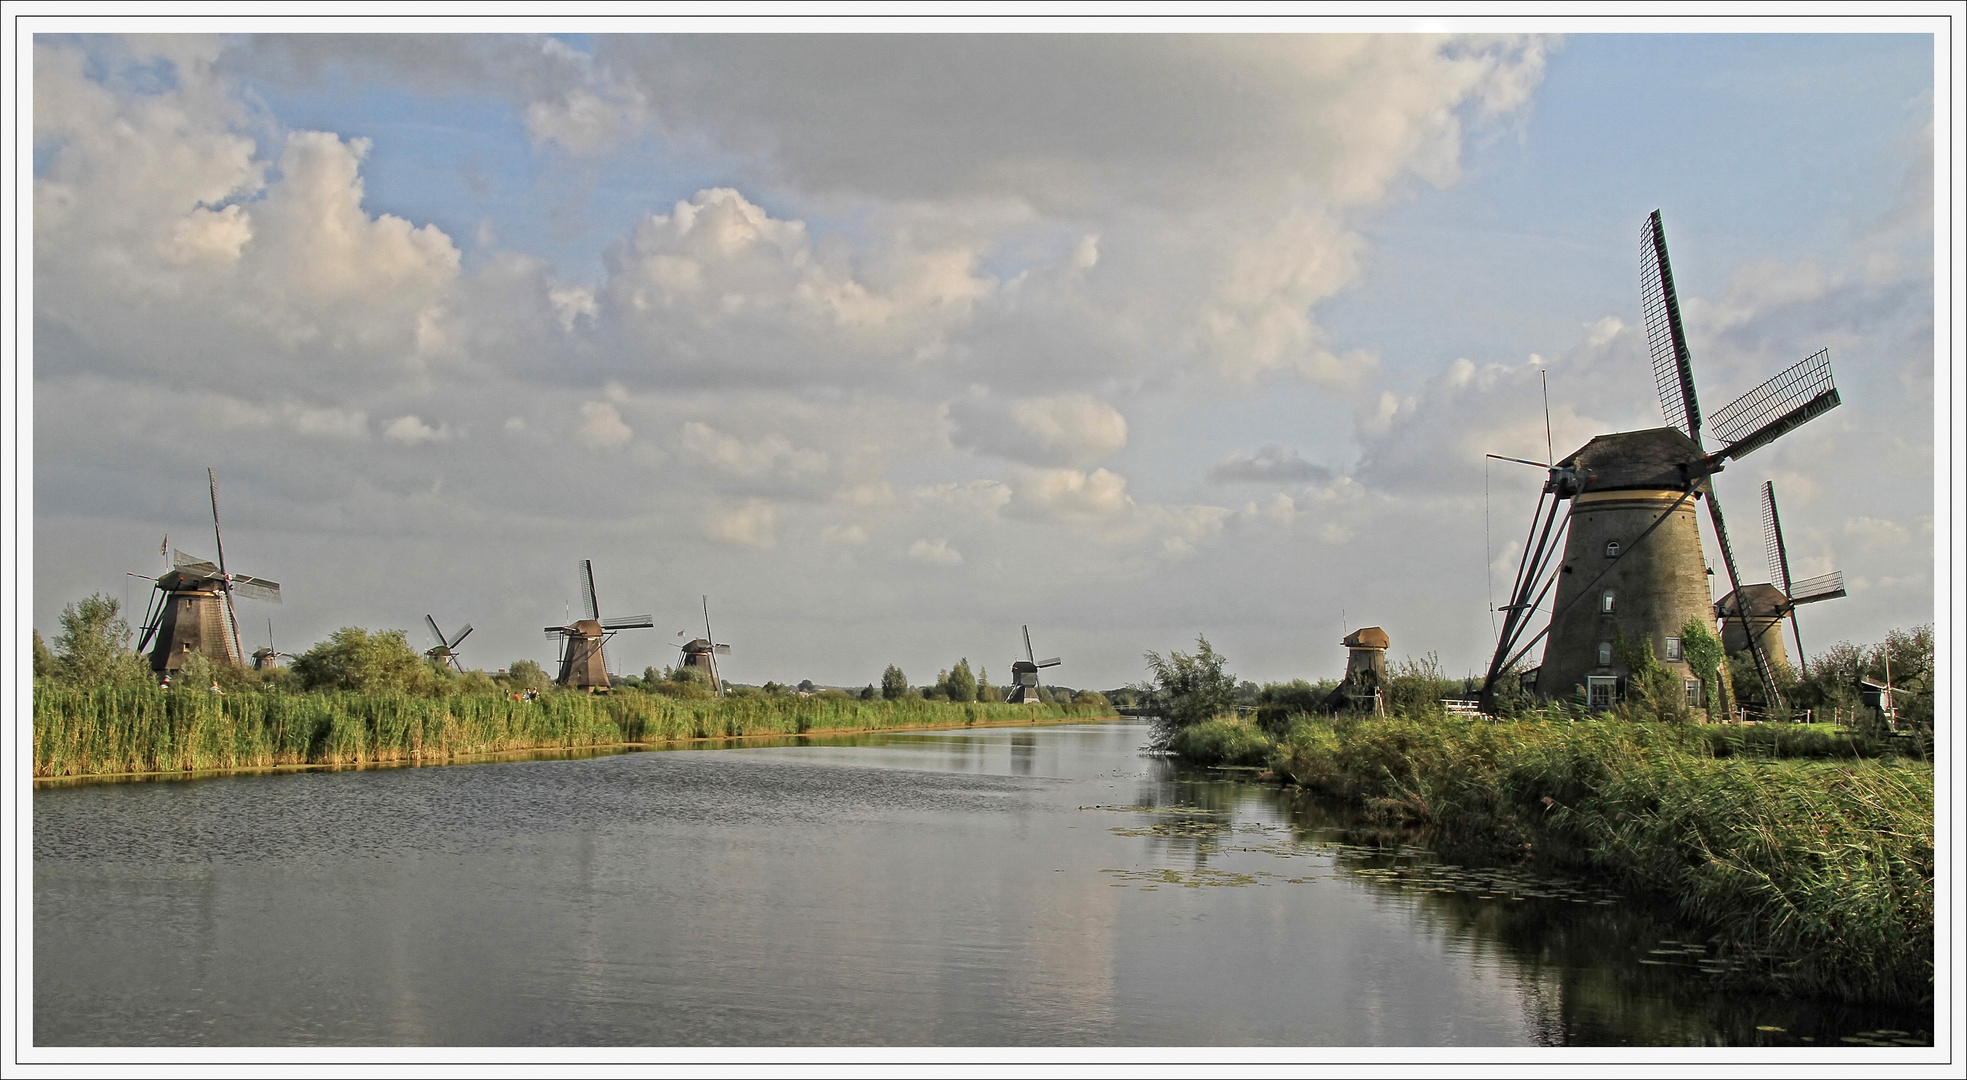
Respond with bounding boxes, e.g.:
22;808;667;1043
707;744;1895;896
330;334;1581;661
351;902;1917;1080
1717;583;1789;615
1557;427;1706;492
1343;627;1390;649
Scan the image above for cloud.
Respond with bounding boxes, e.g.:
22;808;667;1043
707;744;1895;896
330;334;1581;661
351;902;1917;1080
679;421;827;477
577;401;632;449
705;500;777;548
1006;466;1135;527
948;393;1128;466
819;524;867;545
908;538;964;565
384;415;446;444
1209;445;1331;485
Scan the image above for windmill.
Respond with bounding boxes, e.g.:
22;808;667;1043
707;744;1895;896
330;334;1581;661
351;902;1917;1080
1714;480;1846;679
423;615;475;674
136;470;281;674
544;560;655;692
1481;211;1842;715
1006;625;1061;704
675;595;732;696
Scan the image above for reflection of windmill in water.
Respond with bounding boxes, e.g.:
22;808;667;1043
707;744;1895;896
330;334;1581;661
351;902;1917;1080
675;596;732;697
423;615;475;673
1006;625;1061;704
137;470;281;674
544;560;655;692
1714;481;1846;678
1482;211;1842;714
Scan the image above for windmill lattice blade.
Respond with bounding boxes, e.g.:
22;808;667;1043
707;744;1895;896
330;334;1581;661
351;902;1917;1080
602;614;654;630
579;560;599;621
1036;657;1062;668
426;614;447;648
449;624;473;648
1023;625;1035;664
714;643;731;654
1789;571;1847;604
173;549;214;570
1760;482;1789;594
1642;211;1703;443
229;577;281;604
544;626;571;637
1712;349;1840;459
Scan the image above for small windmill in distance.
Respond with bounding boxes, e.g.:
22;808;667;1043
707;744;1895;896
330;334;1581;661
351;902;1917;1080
544;560;655;692
674;595;732;697
424;615;475;673
136;470;281;675
1006;625;1061;704
1715;480;1845;679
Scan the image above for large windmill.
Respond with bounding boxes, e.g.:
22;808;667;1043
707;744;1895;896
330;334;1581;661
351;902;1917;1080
675;596;732;697
1715;481;1846;678
136;470;281;674
423;615;475;673
1481;211;1842;715
544;560;655;692
1006;625;1061;704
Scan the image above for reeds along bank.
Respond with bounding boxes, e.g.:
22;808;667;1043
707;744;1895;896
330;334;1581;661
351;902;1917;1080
32;688;1113;778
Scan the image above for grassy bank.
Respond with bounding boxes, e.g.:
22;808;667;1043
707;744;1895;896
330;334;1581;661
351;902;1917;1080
1171;713;1932;1006
32;687;1114;779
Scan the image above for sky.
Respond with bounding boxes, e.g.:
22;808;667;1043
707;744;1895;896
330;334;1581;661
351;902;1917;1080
24;27;1945;693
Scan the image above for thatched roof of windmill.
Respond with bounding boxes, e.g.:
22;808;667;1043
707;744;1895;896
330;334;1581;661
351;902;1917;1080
1557;426;1706;492
1343;626;1390;650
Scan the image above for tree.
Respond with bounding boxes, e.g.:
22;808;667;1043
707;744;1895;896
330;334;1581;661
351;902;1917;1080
797;678;817;693
33;630;54;680
1143;635;1237;732
504;659;551;692
292;628;433;694
53;593;148;688
944;658;978;703
881;664;908;700
859;684;877;700
977;666;1002;703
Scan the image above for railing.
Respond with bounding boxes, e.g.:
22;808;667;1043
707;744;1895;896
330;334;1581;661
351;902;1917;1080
1441;699;1484;716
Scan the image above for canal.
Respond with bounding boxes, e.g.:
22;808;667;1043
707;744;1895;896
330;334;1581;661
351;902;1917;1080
32;720;1929;1046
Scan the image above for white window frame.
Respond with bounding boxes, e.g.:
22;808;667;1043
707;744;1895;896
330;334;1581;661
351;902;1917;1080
1587;676;1617;710
1601;591;1616;613
1664;636;1682;661
1606;540;1621;558
1685;679;1703;708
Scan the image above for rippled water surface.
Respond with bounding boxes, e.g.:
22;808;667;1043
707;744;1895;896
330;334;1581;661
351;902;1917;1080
33;721;1930;1046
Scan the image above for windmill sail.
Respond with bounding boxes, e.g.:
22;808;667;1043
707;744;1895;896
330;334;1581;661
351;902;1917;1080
228;575;281;603
1710;349;1840;461
448;624;474;648
1642;211;1703;444
1788;571;1847;605
1761;481;1792;595
579;560;600;621
602;614;655;629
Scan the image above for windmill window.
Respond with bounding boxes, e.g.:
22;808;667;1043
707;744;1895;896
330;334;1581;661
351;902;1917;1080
1597;642;1613;667
1606;541;1621;558
1587;676;1617;710
1685;679;1703;708
1601;591;1616;613
1664;636;1682;661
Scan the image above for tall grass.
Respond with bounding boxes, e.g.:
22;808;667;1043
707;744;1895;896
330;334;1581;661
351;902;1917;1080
1272;714;1934;1005
32;687;1113;778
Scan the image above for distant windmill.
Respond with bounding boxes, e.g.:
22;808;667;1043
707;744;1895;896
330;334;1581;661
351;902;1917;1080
1482;211;1842;714
1714;480;1846;678
136;470;281;674
1006;625;1061;704
675;595;732;697
423;615;475;673
544;560;655;692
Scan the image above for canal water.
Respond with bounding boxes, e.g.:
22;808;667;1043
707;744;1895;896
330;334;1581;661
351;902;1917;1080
33;720;1930;1046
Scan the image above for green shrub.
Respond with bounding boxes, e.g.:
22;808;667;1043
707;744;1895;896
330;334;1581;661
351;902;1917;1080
1166;716;1275;767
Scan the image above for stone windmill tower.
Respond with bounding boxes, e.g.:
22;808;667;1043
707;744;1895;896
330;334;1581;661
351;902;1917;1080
136;470;281;675
1482;212;1843;713
544;560;656;692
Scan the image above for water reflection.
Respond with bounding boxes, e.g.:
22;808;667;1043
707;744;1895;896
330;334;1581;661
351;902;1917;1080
33;721;1929;1047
